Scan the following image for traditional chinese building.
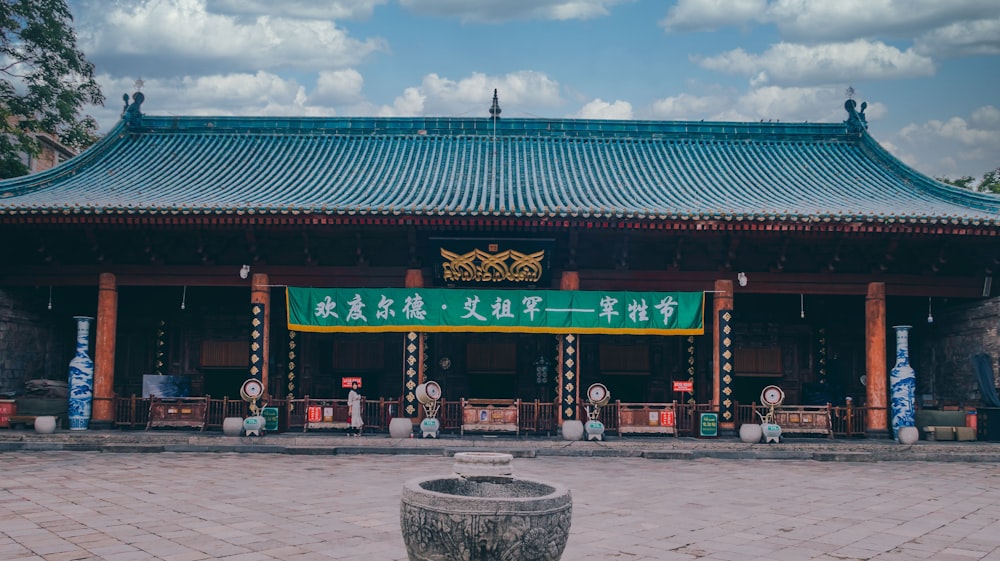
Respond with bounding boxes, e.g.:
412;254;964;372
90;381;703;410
1;92;998;435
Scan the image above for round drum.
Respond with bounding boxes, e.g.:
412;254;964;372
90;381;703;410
415;381;442;405
587;383;610;406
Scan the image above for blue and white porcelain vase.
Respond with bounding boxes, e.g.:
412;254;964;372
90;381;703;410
67;316;95;431
889;325;917;440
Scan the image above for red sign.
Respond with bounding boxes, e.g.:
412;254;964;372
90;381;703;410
306;406;323;423
672;380;694;393
341;377;362;388
660;410;675;427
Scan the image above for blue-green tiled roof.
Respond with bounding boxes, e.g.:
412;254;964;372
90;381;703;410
1;113;998;226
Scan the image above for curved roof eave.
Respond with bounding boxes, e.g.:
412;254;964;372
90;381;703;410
0;113;997;229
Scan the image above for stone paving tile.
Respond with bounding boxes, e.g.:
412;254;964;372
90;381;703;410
3;451;1000;560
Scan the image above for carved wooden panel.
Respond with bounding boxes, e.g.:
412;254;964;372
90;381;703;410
333;338;385;371
734;347;782;377
199;340;249;368
599;343;650;374
466;342;517;373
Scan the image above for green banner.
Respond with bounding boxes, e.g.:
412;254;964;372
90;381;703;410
287;287;703;335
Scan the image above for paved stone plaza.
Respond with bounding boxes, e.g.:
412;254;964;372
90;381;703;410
2;451;1000;561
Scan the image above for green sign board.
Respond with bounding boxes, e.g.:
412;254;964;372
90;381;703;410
287;287;704;335
262;407;279;431
699;412;719;438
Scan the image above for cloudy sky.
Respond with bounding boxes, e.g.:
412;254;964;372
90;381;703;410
67;0;1000;182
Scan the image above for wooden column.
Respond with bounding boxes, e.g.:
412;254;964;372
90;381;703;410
559;271;579;291
558;271;580;423
92;272;118;426
405;268;424;289
712;279;734;429
251;273;271;397
403;268;425;418
865;282;888;437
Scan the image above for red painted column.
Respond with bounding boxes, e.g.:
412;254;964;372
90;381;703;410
405;268;424;290
251;273;270;398
92;272;118;425
865;282;889;437
712;279;734;429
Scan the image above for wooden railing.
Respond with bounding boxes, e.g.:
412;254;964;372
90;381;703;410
112;395;888;438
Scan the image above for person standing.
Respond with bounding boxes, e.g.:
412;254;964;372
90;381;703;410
347;381;364;436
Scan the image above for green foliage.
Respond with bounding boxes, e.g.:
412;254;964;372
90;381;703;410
1;0;104;178
937;167;1000;194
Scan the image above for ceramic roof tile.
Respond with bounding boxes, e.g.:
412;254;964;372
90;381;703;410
1;114;998;226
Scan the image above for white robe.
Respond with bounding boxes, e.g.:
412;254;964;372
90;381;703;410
347;389;364;429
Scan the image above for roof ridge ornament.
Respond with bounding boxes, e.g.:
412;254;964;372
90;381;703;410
844;98;868;135
489;89;501;119
122;91;145;128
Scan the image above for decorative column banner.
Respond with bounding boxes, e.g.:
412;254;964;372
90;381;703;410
685;335;696;404
287;287;703;335
816;327;828;385
68;316;95;431
287;331;297;410
155;319;167;375
250;304;265;382
403;332;420;417
889;325;917;439
718;310;734;423
560;334;578;421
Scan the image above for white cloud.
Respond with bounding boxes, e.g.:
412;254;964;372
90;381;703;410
313;69;366;105
902;116;999;147
697;40;935;86
650;93;729;120
764;0;1000;44
377;71;563;116
377;88;426;117
79;0;386;78
660;0;766;32
573;99;633;119
972;106;1000;128
915;18;1000;57
893;106;1000;179
204;0;386;20
660;1;1000;59
91;72;338;130
647;86;889;125
399;0;632;22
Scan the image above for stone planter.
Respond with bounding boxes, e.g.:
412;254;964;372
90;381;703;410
401;452;572;561
451;452;514;480
897;425;919;445
561;419;584;441
389;417;414;439
739;423;762;443
222;417;243;436
34;415;57;434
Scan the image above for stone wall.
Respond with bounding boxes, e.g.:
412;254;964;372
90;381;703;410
916;296;1000;405
0;289;63;394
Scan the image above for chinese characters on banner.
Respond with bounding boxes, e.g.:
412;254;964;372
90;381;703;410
287;287;704;335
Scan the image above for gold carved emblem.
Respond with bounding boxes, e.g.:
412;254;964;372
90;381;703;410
440;248;544;283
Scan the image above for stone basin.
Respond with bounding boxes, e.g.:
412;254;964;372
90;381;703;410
400;453;572;561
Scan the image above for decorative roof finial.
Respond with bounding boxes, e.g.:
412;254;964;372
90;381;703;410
489;89;501;119
844;95;868;135
122;91;146;128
